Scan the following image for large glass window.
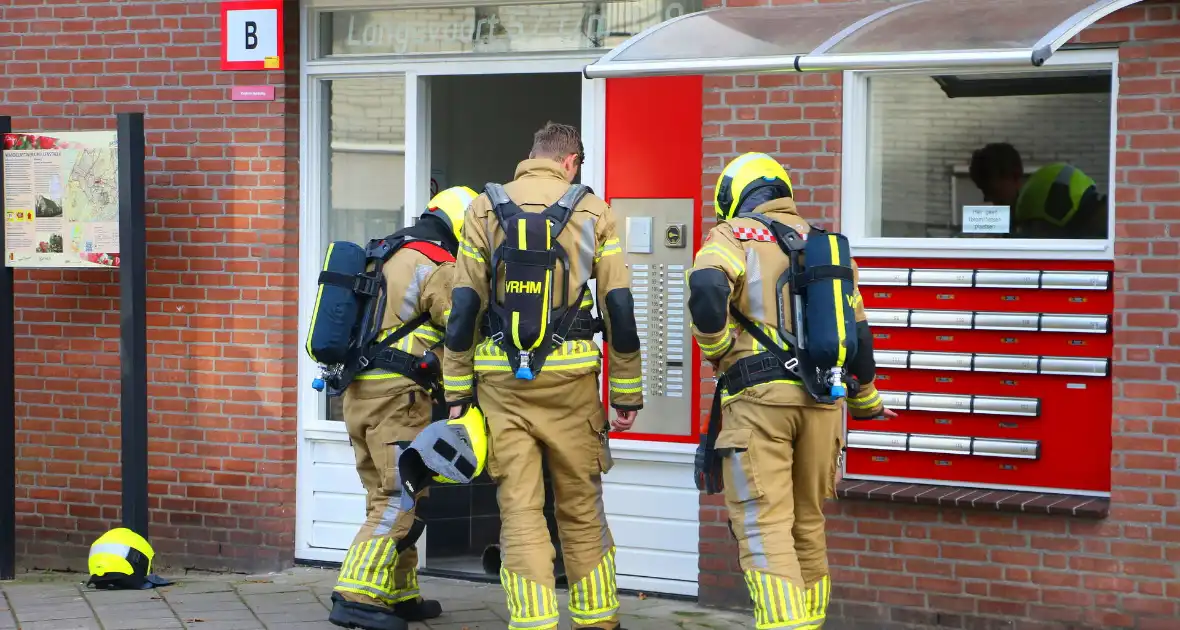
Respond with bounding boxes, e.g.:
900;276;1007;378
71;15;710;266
317;0;701;58
322;75;407;421
864;68;1112;241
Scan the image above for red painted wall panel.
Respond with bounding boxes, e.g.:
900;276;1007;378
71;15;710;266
602;75;703;444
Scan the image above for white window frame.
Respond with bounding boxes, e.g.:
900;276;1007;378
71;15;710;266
839;47;1119;260
295;1;614;562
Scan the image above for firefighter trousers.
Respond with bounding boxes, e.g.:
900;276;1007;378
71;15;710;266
334;386;433;608
480;372;619;630
715;397;844;630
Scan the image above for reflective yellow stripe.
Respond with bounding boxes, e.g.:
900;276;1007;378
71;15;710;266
474;339;600;373
828;234;847;367
305;243;335;363
460;240;485;262
609;376;642;395
698;333;733;355
500;567;559;629
699;243;746;276
848;392;882;409
444;374;473;393
750;322;790;354
743;569;822;630
569;548;619;625
595;237;621;262
334;538;418;606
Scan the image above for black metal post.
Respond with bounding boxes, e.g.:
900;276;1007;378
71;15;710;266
117;113;148;538
0;116;15;580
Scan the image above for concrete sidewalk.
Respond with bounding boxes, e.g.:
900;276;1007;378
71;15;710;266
0;567;749;630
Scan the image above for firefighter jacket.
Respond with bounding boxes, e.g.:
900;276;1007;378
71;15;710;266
349;247;455;399
442;158;644;411
688;197;885;417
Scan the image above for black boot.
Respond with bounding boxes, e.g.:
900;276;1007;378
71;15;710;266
328;593;409;630
393;597;443;621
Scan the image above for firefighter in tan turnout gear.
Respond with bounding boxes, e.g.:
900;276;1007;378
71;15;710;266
326;187;477;630
688;153;894;629
442;122;644;630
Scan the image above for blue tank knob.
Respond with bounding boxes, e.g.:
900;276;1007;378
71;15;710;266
515;366;535;380
312;378;325;391
830;383;846;398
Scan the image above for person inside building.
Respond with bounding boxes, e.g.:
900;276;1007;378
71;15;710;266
442;121;644;630
328;186;476;630
687;152;895;630
968;142;1108;239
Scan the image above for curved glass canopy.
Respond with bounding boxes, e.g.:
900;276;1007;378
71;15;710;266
584;0;1142;78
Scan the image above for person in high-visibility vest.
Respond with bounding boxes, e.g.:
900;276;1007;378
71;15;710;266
969;143;1107;239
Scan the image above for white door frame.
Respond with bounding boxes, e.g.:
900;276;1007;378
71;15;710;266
295;44;608;562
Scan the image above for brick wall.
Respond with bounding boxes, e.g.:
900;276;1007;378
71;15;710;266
0;0;301;573
697;1;1180;628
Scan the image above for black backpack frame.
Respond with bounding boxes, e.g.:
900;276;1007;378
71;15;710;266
482;182;595;378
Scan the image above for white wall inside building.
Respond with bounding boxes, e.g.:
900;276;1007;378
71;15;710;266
869;74;1111;237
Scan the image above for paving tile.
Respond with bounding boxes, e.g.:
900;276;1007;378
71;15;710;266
19;620;103;630
167;580;237;593
255;604;337;626
180;622;265;630
234;580;314;595
100;617;186;630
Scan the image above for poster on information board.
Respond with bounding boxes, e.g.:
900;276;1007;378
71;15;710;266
2;131;120;269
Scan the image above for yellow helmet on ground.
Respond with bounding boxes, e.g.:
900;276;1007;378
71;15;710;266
398;405;489;500
713;152;793;221
87;527;155;590
422;186;477;243
1014;163;1098;228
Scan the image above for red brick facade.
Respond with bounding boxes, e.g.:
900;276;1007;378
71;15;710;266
0;0;301;573
1;0;1177;626
696;2;1180;629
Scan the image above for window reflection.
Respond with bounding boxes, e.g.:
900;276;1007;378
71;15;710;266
322;75;408;421
866;70;1111;240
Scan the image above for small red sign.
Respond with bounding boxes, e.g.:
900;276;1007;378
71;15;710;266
231;85;276;101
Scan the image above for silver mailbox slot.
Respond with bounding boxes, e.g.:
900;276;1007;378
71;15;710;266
908;434;972;455
973;270;1041;289
908;393;973;413
1040;271;1109;291
865;309;910;327
1039;357;1108;377
1040;314;1108;334
858;268;910;286
908;352;972;371
909;310;973;329
874;351;909;368
974;354;1038;374
974;312;1039;331
910;269;975;287
846;430;909;451
973;396;1040;417
879;391;908;409
972;438;1041;460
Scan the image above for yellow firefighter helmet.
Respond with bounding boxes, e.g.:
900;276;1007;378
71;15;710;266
398;405;489;499
422;186;477;243
713;152;794;221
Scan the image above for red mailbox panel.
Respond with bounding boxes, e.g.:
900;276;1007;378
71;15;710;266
845;257;1113;494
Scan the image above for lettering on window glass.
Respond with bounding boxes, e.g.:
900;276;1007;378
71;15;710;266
324;1;698;56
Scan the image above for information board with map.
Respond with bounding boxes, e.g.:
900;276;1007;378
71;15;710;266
2;130;120;269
